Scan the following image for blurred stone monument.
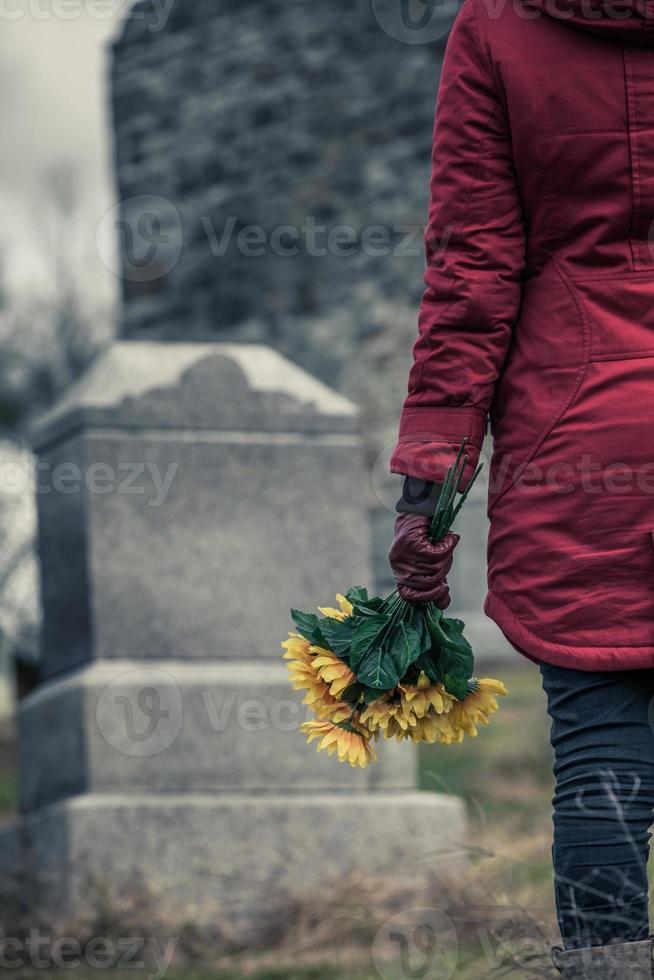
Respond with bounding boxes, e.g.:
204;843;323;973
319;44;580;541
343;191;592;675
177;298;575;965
109;0;510;661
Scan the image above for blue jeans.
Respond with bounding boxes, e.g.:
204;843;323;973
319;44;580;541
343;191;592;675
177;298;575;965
540;663;654;949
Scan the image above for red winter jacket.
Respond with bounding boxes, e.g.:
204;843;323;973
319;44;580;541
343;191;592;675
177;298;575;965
391;0;654;671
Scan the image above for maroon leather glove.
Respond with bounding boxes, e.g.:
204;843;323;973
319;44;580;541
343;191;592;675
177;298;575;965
388;513;459;606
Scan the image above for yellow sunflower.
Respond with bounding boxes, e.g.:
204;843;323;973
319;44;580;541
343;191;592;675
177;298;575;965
446;678;508;738
399;672;455;719
282;634;356;721
384;716;414;742
285;655;319;691
403;713;440;744
301;718;378;768
318;593;354;621
281;632;313;663
311;646;356;699
359;695;417;735
303;698;354;725
283;637;330;709
302;679;343;719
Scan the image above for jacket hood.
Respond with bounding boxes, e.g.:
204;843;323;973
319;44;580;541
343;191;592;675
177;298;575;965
523;0;654;43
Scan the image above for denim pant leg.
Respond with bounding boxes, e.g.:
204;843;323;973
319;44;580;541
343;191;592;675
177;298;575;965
540;662;654;949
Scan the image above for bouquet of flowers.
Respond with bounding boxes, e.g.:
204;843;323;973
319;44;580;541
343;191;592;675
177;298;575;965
282;442;507;768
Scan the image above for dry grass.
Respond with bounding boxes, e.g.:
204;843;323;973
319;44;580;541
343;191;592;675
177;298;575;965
205;661;561;977
5;866;560;979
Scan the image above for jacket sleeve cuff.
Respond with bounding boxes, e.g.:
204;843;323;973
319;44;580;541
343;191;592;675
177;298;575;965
390;406;486;488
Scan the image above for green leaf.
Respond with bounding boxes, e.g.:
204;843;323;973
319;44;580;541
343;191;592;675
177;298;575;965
416;613;433;656
425;610;474;697
349;589;387;617
427;613;473;659
426;606;444;641
345;586;369;605
344;682;387;704
290;609;326;647
319;617;355;658
349;615;423;692
439;644;473;680
352;598;386;617
341;682;363;704
443;673;468;701
415;649;443;685
349;615;389;673
354;644;402;691
441;618;473;658
386;620;423;677
361;685;385;704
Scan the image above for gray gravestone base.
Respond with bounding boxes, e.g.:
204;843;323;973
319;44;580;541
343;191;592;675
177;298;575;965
4;343;466;934
14;790;465;932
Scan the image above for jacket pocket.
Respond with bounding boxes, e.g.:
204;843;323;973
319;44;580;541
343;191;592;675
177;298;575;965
488;259;589;513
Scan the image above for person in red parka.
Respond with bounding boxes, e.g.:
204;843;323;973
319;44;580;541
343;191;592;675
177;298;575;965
389;0;654;975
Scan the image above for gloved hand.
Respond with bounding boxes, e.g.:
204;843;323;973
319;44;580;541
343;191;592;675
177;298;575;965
388;513;459;606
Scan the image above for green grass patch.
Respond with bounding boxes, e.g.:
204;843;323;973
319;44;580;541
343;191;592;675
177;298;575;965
418;663;554;826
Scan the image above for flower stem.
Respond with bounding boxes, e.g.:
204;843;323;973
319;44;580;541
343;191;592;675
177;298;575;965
428;439;483;543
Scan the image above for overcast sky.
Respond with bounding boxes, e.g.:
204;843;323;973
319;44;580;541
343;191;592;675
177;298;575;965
0;5;125;302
